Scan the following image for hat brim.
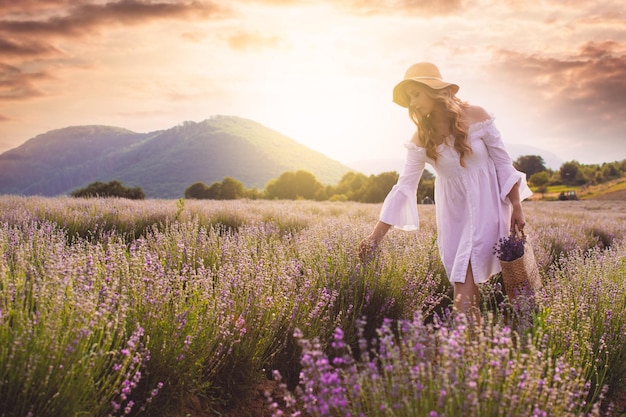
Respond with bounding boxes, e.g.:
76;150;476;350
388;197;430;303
392;79;459;108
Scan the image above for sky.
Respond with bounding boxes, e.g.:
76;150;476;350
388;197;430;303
1;0;625;172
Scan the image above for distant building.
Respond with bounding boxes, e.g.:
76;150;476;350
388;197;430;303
558;191;579;201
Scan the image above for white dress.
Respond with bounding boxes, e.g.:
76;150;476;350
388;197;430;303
379;117;532;284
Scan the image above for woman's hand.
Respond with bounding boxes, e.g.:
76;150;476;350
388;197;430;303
510;203;526;233
507;183;525;234
359;221;391;262
358;235;379;262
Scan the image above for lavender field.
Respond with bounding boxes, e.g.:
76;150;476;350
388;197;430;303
0;196;624;417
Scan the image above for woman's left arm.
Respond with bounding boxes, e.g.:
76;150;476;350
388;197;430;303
478;117;533;205
477;117;532;233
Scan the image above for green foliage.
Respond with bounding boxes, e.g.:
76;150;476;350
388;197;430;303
175;198;185;221
529;171;551;196
322;171;396;203
264;170;324;200
206;182;221;199
184;182;209;199
359;171;399;203
185;169;423;204
68;153;626;204
559;161;587;186
184;177;248;200
529;171;550;188
322;170;435;204
219;177;245;199
70;180;145;199
536;158;626;189
513;154;547;178
601;162;622;181
245;187;262;200
333;172;369;200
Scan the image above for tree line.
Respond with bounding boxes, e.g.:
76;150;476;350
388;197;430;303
69;156;626;202
513;155;626;195
183;170;436;203
184;155;626;202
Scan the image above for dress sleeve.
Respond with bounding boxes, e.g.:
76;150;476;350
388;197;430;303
479;119;533;203
379;143;426;231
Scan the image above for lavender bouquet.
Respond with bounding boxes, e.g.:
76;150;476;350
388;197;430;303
493;232;525;262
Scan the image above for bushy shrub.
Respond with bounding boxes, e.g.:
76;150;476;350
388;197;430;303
271;313;594;417
70;180;145;199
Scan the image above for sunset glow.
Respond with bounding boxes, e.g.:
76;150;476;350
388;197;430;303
1;0;624;169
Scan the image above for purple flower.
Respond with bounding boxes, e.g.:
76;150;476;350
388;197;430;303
493;233;525;261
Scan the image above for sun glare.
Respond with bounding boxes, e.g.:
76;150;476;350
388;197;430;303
257;52;377;161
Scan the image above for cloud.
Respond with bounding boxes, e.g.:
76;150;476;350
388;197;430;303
494;41;626;115
0;1;230;37
0;37;61;57
575;14;626;28
238;0;466;15
491;41;626;158
227;31;282;51
341;0;465;16
0;0;75;14
0;1;233;104
237;0;304;4
0;63;52;101
181;31;207;43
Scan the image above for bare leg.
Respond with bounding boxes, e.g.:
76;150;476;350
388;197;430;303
453;262;481;325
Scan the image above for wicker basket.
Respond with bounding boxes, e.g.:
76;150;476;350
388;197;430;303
500;237;542;302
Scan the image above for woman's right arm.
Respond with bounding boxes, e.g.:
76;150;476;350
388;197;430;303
369;220;392;242
360;220;390;246
358;140;426;260
377;143;426;231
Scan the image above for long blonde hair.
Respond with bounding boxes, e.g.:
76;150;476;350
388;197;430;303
409;87;472;167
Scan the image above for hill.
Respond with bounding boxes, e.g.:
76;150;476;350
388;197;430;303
0;116;353;199
579;176;626;200
528;175;626;201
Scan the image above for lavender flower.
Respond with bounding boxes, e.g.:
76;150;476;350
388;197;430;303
493;233;525;261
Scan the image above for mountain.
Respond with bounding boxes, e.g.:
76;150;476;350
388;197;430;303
0;116;353;199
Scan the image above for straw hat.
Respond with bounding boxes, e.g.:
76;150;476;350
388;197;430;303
392;62;459;107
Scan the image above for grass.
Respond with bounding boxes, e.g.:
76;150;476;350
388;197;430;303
530;175;626;201
579;178;626;199
0;196;624;416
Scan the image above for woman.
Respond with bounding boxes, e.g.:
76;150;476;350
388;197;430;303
359;62;532;321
